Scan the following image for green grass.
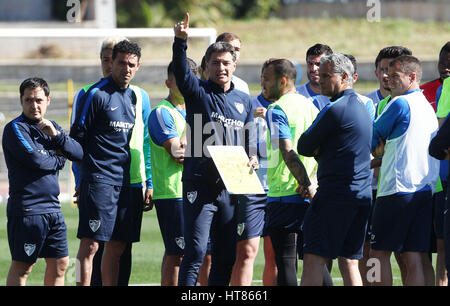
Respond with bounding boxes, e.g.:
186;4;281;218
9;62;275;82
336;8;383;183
0;202;165;286
0;201;410;286
135;17;450;63
5;17;449;64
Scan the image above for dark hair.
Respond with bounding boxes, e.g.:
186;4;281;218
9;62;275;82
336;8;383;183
261;58;279;74
265;59;297;82
204;42;236;63
216;32;241;43
19;77;50;97
200;56;207;70
439;41;450;57
168;58;198;77
344;54;357;73
306;43;333;59
374;46;412;68
389;55;422;83
112;39;141;61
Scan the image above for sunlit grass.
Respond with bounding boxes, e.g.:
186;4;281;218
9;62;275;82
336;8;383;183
0;201;411;286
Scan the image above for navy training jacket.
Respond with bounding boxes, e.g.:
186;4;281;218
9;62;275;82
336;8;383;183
297;89;372;201
172;37;256;183
69;75;136;187
3;114;83;216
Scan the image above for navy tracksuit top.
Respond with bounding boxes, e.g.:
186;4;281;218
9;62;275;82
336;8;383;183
172;37;256;183
297;89;373;201
69;75;136;187
3;114;83;216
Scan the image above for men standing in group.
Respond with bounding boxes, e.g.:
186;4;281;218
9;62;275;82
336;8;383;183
3;78;83;285
148;59;197;286
216;31;269;286
295;43;334;284
173;13;257;286
70;37;153;286
370;47;438;286
370;55;439;286
344;54;375;121
70;40;152;286
435;44;450;124
367;46;412;114
432;46;450;285
216;32;250;95
230;59;278;286
370;46;413;119
429;111;450;285
363;45;413;285
296;43;333;111
421;41;450;111
298;54;373;286
263;58;319;285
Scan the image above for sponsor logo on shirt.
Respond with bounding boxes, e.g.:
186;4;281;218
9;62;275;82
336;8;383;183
109;121;134;133
211;112;244;129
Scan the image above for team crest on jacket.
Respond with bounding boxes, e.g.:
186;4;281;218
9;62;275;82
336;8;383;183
89;219;101;232
24;243;36;256
175;237;185;250
234;102;244;114
187;191;197;204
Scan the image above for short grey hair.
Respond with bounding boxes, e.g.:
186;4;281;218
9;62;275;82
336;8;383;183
320;53;355;85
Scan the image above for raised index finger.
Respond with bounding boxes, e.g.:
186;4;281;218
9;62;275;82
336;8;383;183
184;12;190;27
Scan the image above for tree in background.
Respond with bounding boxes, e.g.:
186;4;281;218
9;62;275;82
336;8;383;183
116;0;280;27
231;0;280;19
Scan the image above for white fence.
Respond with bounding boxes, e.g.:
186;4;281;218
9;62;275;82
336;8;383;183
0;27;217;45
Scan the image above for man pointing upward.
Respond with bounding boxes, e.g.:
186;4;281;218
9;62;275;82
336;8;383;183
172;12;258;286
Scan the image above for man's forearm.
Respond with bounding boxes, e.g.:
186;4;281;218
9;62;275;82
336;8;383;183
281;149;311;188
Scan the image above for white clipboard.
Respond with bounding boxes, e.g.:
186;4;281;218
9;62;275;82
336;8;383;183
207;145;265;195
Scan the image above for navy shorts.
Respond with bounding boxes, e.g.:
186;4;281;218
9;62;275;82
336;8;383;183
77;181;134;242
155;198;185;255
265;199;308;231
129;187;145;243
303;193;370;260
236;194;267;241
263;196;309;259
445;186;450;271
370;190;432;253
8;212;68;263
365;189;377;241
434;189;446;239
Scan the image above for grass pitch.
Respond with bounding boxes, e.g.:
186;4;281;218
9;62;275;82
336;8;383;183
0;201;408;286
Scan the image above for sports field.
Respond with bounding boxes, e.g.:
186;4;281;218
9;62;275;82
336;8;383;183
0;15;445;286
0;200;409;286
